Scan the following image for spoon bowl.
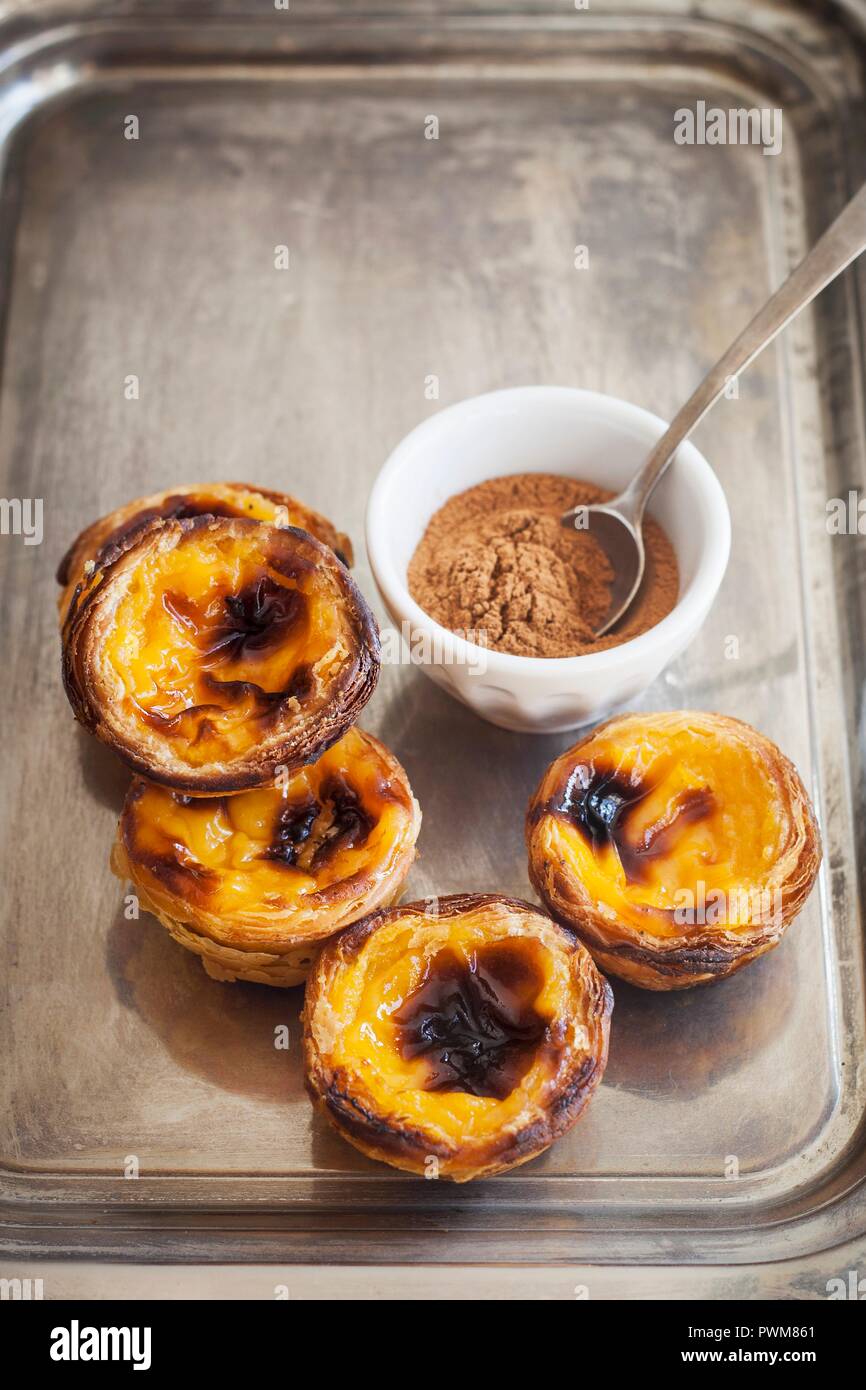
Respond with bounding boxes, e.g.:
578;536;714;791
561;499;645;637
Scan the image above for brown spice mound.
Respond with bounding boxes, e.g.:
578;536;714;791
408;473;679;658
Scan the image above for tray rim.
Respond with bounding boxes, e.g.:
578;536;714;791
1;0;865;1268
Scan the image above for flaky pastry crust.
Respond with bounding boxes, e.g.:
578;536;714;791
57;481;353;624
62;515;379;793
112;728;421;987
304;893;612;1181
527;710;822;990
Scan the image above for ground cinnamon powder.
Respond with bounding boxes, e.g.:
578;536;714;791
407;473;679;658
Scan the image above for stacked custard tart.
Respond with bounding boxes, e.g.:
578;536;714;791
59;484;822;1182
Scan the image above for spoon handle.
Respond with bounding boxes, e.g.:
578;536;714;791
620;180;866;519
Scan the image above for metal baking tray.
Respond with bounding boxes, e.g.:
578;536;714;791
1;0;865;1282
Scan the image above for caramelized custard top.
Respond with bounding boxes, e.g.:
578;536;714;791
393;942;548;1099
121;728;414;924
103;525;348;768
323;903;584;1141
533;713;791;937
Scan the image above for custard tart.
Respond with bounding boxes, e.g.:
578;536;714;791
304;893;612;1181
527;711;821;990
112;728;421;986
62;515;379;793
57;481;352;624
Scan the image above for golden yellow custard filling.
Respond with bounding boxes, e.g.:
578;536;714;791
323;910;580;1141
534;713;794;939
119;728;417;931
105;529;345;767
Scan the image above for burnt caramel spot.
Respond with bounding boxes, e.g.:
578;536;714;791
552;763;715;885
200;575;306;665
265;774;373;871
268;796;320;866
314;774;374;866
393;942;549;1100
556;765;650;850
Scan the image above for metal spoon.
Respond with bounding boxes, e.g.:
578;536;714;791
562;181;866;637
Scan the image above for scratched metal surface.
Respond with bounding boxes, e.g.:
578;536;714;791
0;1;864;1274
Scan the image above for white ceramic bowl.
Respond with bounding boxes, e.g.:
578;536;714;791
365;387;730;733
